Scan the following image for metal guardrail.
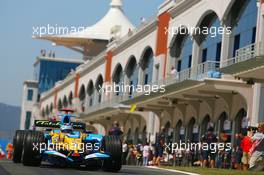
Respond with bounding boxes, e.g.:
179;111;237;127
221;42;263;67
83;61;220;115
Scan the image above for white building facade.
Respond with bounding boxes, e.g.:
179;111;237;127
23;0;264;144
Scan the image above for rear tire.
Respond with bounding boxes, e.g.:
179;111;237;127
102;136;122;172
21;131;44;166
13;130;27;163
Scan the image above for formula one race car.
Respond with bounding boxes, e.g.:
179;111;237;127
12;109;122;172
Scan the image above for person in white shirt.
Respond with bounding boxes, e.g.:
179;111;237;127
143;143;150;166
122;141;128;165
170;66;179;80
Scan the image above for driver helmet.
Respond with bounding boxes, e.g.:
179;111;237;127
60;124;73;133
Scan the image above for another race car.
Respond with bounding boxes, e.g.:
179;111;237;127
12;109;122;172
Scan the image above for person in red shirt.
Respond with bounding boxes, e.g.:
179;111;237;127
240;130;252;170
6;143;13;160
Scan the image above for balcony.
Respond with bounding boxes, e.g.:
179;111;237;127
221;42;264;75
82;60;220;116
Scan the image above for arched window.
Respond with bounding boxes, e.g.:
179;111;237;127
58;99;63;111
45;106;49;116
87;80;94;106
170;27;193;72
125;56;138;97
227;0;257;57
112;64;124;96
95;75;103;104
195;11;222;63
49;103;53;114
68;91;73;106
79;85;86;102
140;47;154;85
63;95;68;108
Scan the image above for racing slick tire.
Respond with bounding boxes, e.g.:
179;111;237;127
13;130;27;163
102;135;122;172
21;131;44;166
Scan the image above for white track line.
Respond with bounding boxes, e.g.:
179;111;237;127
147;166;200;175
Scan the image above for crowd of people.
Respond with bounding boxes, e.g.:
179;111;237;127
0;143;13;160
112;122;264;171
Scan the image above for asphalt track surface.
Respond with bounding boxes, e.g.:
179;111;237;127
0;160;189;175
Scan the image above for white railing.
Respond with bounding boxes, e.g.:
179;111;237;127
222;42;263;67
83;61;220;115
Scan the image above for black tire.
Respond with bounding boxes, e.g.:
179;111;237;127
13;130;27;163
102;136;122;172
21;131;44;166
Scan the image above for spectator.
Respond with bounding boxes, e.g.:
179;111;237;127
5;143;13;160
0;145;5;159
169;66;179;80
109;121;123;136
126;145;135;165
234;133;243;170
240;130;252;170
201;127;218;168
153;127;166;166
249;122;264;171
122;141;128;165
143;142;150;166
135;144;143;166
170;66;176;75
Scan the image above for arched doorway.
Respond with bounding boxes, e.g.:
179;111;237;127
234;109;247;135
126;128;132;144
217;112;231;142
187;117;196;142
201;115;211;136
134;127;139;144
174;120;183;142
142;125;147;145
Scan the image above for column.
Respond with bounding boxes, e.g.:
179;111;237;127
220;25;232;68
252;84;264;125
191;39;200;79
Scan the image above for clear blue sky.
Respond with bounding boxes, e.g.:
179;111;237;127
0;0;163;106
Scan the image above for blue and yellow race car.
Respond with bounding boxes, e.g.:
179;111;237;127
12;109;122;172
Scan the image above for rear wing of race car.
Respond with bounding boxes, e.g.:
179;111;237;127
34;120;86;130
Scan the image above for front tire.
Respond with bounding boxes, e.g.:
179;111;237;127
102;136;122;172
21;131;44;166
13;130;27;163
